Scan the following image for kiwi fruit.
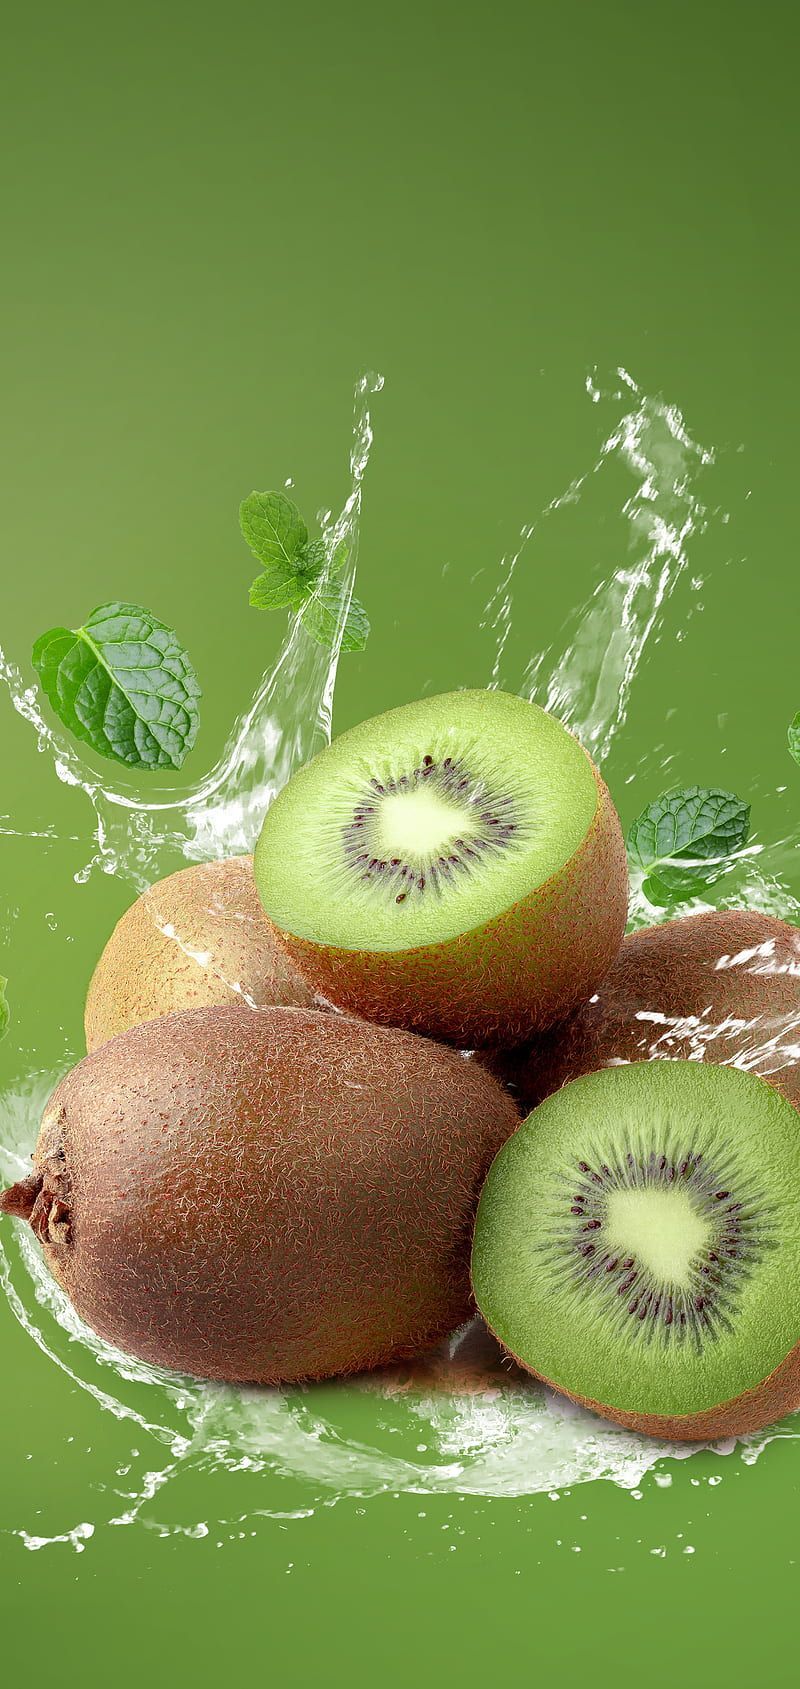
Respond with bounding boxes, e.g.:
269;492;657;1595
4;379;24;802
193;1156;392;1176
472;1060;800;1440
492;910;800;1113
1;1004;519;1383
84;855;315;1052
254;689;628;1048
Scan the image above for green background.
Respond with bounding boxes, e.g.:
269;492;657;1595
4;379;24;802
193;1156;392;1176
1;3;798;1684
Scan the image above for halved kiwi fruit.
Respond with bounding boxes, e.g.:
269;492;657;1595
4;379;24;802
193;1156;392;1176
84;856;314;1053
493;910;800;1113
254;690;628;1047
1;1005;519;1383
472;1060;800;1440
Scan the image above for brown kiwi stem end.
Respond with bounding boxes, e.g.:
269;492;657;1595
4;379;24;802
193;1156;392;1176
1;1160;72;1247
0;1172;43;1224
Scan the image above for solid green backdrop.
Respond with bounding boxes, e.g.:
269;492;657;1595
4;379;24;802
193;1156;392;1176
1;3;798;1685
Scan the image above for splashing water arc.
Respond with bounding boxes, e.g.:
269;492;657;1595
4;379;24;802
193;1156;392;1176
0;372;384;891
1;368;799;1552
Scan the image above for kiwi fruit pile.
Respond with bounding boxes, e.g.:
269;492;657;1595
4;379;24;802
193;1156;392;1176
3;686;800;1441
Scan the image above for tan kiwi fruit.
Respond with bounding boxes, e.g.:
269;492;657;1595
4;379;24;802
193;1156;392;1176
489;910;800;1114
84;855;315;1052
1;1005;519;1384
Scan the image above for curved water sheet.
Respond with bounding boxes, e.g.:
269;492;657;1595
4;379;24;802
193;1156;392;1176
1;369;799;1551
0;372;384;889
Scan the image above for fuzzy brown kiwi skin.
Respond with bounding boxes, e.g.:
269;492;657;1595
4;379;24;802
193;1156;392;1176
487;910;800;1113
267;765;628;1050
487;1335;800;1442
0;1006;519;1385
84;855;315;1053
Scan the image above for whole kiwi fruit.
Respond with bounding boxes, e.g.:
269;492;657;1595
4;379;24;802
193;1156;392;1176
1;1005;519;1383
84;855;314;1052
492;910;800;1114
254;689;628;1048
473;1060;800;1440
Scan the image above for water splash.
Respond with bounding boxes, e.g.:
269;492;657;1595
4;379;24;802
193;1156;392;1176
484;367;714;762
0;372;384;892
1;367;799;1552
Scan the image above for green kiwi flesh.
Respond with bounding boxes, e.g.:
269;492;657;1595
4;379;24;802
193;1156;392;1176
254;689;628;1047
84;856;314;1052
492;910;800;1113
1;1005;519;1384
472;1061;800;1439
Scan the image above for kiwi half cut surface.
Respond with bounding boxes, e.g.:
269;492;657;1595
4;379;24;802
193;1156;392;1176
472;1061;800;1439
254;690;628;1046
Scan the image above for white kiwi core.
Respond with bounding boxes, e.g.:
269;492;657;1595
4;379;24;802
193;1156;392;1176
604;1187;712;1285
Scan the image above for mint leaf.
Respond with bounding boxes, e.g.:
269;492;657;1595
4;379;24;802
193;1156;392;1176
32;604;201;771
308;536;349;576
301;538;325;570
242;488;367;653
0;977;8;1042
627;785;751;903
628;786;751;868
301;586;370;653
248;533;329;612
249;562;314;611
240;492;307;569
789;713;800;768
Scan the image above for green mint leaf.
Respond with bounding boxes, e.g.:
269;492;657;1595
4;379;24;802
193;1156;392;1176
0;976;9;1042
249;562;314;611
240;492;307;569
300;585;370;653
789;713;800;767
241;489;367;654
627;785;750;902
628;786;751;869
32;603;201;771
248;536;329;611
298;537;331;578
325;538;350;576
